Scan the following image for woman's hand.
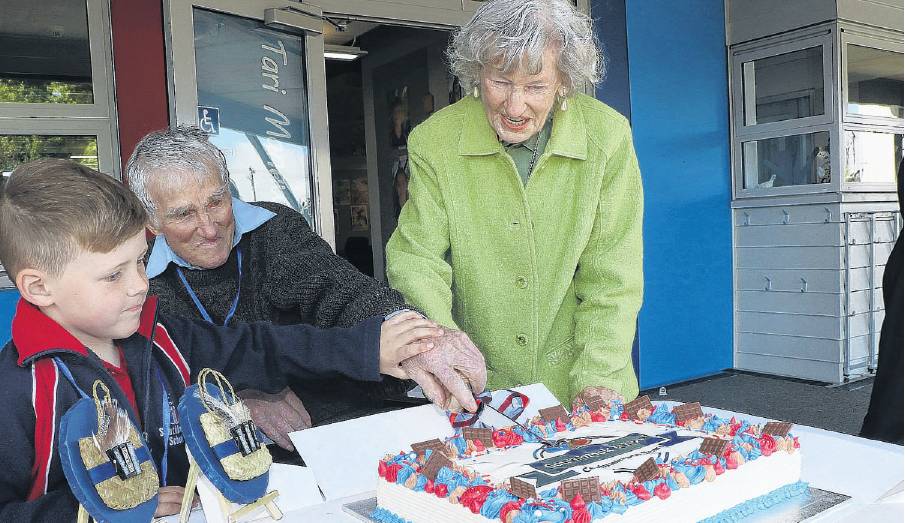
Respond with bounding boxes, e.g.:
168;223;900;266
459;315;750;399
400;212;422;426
573;385;625;411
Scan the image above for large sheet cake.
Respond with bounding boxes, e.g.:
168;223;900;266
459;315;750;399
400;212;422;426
373;395;804;522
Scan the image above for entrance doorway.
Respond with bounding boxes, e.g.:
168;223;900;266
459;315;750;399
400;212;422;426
163;1;493;274
326;25;454;278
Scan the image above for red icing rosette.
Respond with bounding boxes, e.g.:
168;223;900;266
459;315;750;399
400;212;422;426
570;494;592;523
459;485;494;514
499;500;523;522
630;482;652;501
758;434;777;456
385;463;402;483
654;482;671;500
492;428;524;448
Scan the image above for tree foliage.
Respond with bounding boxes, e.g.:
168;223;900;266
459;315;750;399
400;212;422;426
0;77;99;172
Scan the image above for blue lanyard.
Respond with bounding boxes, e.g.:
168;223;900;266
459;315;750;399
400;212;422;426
53;357;171;485
54;357;89;400
175;247;242;326
156;369;170;486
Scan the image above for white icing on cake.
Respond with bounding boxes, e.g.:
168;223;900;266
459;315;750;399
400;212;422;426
376;418;801;522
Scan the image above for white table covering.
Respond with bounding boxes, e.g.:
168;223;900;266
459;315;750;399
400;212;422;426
178;402;904;522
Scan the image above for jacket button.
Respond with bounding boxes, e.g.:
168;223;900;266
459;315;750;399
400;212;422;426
516;334;528;346
515;276;528;289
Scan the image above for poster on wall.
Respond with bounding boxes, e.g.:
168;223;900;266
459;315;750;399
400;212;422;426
351;205;369;231
351;177;369;205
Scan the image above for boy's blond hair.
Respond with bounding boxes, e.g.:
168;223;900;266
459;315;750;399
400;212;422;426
0;159;148;281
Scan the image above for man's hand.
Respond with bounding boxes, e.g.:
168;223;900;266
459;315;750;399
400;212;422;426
573;385;625;411
154;486;197;517
401;328;486;412
237;387;312;451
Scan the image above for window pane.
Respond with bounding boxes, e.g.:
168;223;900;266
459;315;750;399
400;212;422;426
192;8;315;225
0;135;98;174
0;0;93;104
743;46;824;125
742;132;831;189
847;45;904;119
844;130;903;183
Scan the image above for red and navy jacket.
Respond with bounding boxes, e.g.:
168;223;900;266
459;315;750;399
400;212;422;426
0;296;382;521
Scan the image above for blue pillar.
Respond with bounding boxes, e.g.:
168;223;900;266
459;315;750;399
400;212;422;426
0;290;18;345
624;0;733;388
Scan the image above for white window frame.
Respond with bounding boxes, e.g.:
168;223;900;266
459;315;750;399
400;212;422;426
164;0;335;245
0;0;120;289
731;24;838;200
0;0;119;170
838;23;904;193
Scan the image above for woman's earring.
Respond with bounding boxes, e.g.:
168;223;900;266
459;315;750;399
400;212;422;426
473;85;480;98
560;91;569;111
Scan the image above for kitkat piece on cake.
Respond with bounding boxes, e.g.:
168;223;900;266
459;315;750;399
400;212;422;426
624;395;655;421
410;438;447;459
700;437;730;457
673;402;704;423
538;405;570;425
374;397;804;522
762;421;793;437
509;476;537;500
461;427;495;448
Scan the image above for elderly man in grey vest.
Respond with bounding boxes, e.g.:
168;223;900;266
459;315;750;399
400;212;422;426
126;126;485;451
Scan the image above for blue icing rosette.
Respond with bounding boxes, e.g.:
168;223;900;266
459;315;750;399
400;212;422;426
647;403;677;425
480;489;519;519
513;498;572;523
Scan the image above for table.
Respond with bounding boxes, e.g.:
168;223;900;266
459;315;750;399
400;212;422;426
186;403;904;522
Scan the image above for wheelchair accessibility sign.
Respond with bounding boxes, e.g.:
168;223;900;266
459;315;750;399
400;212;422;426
197;106;220;135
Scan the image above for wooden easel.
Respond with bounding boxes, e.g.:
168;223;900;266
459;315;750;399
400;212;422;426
180;454;283;523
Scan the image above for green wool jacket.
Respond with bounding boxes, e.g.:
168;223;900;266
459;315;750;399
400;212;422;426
386;93;643;405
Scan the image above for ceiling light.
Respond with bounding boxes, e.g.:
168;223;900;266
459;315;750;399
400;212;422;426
324;44;367;61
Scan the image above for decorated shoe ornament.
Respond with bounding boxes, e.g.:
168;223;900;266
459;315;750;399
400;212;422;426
177;368;272;504
59;379;159;522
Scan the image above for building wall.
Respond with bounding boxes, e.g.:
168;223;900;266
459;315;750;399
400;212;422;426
625;0;734;388
110;0;169;170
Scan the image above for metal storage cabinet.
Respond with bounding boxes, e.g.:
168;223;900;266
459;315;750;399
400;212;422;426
733;202;899;382
727;1;903;383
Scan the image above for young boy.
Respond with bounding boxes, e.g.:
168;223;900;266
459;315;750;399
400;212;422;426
0;159;441;519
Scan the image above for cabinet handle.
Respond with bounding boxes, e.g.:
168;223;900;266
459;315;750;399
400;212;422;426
824;207;832;223
782;210;791;224
764;277;772;291
800;278;808;293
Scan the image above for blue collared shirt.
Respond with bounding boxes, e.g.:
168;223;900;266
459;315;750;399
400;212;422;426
146;197;276;278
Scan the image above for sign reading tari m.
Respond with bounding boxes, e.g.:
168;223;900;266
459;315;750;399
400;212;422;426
193;10;309;145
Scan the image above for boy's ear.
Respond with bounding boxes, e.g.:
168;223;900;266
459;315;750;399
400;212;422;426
16;269;55;307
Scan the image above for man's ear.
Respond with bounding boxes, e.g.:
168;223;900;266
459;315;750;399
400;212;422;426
16;269;55;307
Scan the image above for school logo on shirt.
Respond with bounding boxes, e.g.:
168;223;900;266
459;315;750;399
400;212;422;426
159;396;185;447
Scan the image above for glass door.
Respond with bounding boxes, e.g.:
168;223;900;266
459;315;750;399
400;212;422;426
164;0;334;245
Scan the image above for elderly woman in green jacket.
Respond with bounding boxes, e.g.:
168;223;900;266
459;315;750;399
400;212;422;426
386;0;643;408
